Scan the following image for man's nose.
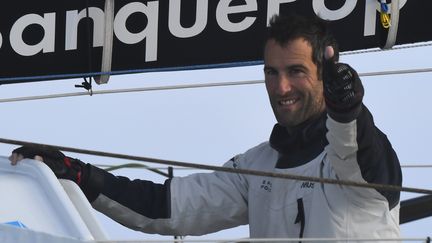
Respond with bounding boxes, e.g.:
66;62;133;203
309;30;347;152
275;74;293;94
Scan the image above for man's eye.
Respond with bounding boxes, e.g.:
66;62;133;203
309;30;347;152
264;69;277;76
290;69;302;74
289;69;306;77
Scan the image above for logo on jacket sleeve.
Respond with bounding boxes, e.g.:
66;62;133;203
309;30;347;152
260;180;272;192
300;181;314;189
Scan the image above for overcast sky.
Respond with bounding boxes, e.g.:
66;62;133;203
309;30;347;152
0;43;431;241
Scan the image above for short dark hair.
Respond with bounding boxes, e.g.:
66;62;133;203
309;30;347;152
265;13;339;78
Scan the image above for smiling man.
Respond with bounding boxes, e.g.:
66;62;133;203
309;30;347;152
264;37;325;128
10;14;402;241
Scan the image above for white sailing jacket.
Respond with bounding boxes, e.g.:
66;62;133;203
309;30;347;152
84;105;402;242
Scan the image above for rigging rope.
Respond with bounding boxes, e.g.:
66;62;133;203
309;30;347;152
401;165;432;168
340;42;432;56
1;137;431;195
1;67;432;103
101;162;169;177
95;237;430;243
94;163;432;172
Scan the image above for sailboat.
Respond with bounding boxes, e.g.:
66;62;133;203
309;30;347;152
0;0;431;242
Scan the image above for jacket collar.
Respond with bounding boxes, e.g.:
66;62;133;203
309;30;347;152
269;112;328;168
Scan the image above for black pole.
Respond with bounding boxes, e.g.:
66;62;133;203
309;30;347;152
168;166;174;179
400;195;432;224
168;166;182;242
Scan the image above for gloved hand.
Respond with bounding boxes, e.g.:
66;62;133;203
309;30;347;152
322;46;364;122
10;145;87;185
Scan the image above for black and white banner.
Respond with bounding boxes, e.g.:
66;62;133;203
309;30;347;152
0;0;430;84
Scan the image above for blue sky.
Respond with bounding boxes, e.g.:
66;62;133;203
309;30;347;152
0;43;431;241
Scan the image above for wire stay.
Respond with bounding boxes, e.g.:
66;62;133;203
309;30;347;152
94;163;432;171
1;137;432;195
1;67;432;104
95;237;430;243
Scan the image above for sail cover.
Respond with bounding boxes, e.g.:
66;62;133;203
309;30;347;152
0;0;430;84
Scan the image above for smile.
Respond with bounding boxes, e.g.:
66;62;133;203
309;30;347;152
279;98;298;106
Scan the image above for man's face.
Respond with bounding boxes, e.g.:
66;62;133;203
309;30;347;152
264;38;325;127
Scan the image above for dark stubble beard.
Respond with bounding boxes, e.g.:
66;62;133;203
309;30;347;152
273;93;325;129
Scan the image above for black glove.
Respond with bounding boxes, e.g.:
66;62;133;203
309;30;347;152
322;56;364;122
12;145;87;185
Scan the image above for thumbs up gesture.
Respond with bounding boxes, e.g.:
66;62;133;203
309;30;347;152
322;46;364;122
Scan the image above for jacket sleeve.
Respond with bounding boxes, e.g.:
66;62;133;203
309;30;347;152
325;104;402;209
323;61;402;209
80;156;249;236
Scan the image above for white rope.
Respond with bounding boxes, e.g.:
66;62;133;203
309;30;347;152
0;80;263;103
360;68;432;77
95;237;429;243
94;164;432;172
94;0;114;84
402;164;432;168
382;0;400;49
94;164;202;171
341;42;432;56
1;67;432;104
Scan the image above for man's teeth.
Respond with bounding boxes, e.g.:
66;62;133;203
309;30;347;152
280;99;296;105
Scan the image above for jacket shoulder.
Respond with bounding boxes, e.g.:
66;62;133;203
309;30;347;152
226;142;278;170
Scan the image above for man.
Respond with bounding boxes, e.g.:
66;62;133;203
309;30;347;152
10;14;402;240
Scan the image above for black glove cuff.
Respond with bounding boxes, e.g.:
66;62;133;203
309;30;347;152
326;101;363;123
79;163;107;202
